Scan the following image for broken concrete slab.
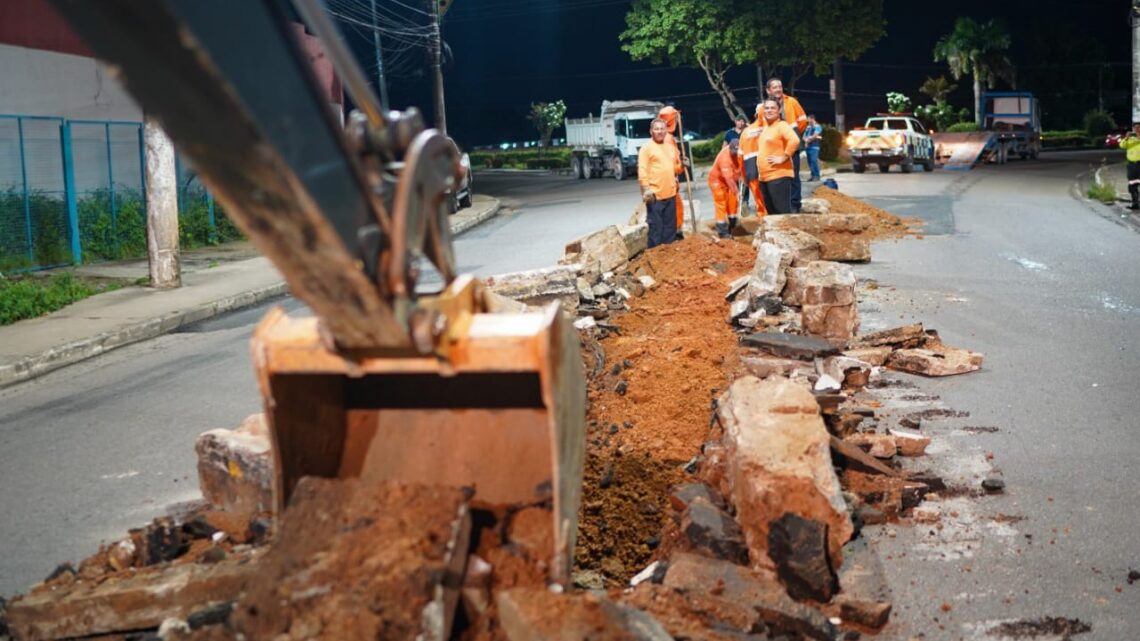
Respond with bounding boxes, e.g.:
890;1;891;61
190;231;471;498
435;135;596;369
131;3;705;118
741;354;816;380
763;214;872;263
843;346;892;367
848;323;925;349
669;483;729;512
767;513;838;603
716;376;853;572
889;428;931;457
680;496;749;565
576;277;596;303
799;262;858;343
496;588;672;641
662;553;837;641
819;356;872;392
620;223;649;260
750;243;793;297
195;413;273;515
799;198;831;215
846;432;898;459
833;537;892;629
483;264;580;310
726;274;750;301
829;436;901;478
563;225;630;276
739;332;839;361
887;344;984;377
761;229;823;268
6;552;259;640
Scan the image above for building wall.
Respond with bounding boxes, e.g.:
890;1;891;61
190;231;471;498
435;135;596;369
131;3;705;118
0;43;142;121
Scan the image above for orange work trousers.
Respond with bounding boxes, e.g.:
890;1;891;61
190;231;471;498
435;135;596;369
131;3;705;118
747;179;767;217
710;183;739;222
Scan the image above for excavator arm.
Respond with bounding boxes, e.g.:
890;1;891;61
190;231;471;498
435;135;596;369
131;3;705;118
50;0;584;583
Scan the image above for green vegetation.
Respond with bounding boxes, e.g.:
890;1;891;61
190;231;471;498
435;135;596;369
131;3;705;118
946;122;980;133
620;0;883;120
691;131;726;162
886;92;911;114
1041;130;1099;148
1082;109;1117;138
933;18;1013;127
468;147;572;170
1087;180;1117;204
0;272;122;325
527;101;567;147
915;101;971;132
819;126;843;162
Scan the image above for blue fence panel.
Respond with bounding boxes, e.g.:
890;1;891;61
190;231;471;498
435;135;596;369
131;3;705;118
69;120;146;263
0;115;70;271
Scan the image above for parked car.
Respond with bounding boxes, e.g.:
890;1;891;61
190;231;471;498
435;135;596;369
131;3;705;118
448;138;473;214
1105;129;1130;148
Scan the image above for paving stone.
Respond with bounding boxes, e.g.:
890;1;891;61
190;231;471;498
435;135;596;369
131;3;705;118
739;332;839;361
195;413;273;515
620;223;649;259
751;243;793;297
799;262;858;342
763;229;823;267
887;345;984;377
483;264;579;309
888;428;931;457
741;354;816;380
842;347;892;366
681;496;749;565
763;214;872;263
846;433;897;459
834;537;892;629
563;225;630;275
576;277;596;303
848;324;925;349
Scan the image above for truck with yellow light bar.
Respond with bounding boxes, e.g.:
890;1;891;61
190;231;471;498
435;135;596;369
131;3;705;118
846;114;935;174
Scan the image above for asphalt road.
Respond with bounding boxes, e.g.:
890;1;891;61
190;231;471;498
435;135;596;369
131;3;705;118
3;153;1140;640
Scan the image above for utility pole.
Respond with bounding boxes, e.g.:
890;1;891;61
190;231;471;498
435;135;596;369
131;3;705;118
756;63;764;112
369;0;389;111
428;0;447;134
144;118;180;288
1133;1;1140;124
833;57;846;133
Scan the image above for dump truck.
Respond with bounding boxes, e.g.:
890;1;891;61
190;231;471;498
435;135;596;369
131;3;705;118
846;114;936;174
565;100;664;180
48;0;585;597
933;92;1041;170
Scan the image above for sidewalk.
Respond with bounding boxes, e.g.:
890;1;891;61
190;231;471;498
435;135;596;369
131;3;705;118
0;195;501;389
1091;162;1140;231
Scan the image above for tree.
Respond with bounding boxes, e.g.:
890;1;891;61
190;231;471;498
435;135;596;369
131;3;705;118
527;100;566;147
933;17;1015;127
918;76;957;104
620;0;752;120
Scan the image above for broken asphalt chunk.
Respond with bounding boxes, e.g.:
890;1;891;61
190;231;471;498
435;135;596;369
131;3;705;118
740;332;839;361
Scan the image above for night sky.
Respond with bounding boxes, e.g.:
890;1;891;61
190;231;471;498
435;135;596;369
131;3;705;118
354;0;1132;147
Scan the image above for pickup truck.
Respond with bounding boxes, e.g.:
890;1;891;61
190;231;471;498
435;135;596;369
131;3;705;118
846;115;935;174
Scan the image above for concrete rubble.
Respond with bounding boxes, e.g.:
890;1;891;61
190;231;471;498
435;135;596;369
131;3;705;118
4;191;995;641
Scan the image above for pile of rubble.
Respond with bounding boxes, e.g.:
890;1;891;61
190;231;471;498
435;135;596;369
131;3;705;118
1;191;986;641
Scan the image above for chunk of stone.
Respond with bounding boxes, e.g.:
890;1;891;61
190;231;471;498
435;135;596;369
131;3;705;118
763;214;872;262
888;428;931;457
573;316;597;330
730;299;750;322
819;356;872;392
663;553;836;641
592;282;614;298
563;225;630;276
761;228;823;267
195;413;273;514
637;274;657;290
482;289;530;314
843;346;892;366
680;496;749;564
848;324;925;349
576;277;596;303
834;537;892;629
750;242;793;297
740;331;839;361
726;274;751;301
782;265;808;306
669;483;728;512
847;432;897;459
799;262;858;342
620;223;649;259
742;354;816;380
716;377;853;572
799;197;831;215
483;264;579;309
888;345;984;376
496;589;672;641
767;512;838;602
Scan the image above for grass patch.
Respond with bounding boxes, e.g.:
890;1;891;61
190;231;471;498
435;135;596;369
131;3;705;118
1087;180;1118;204
0;272;125;325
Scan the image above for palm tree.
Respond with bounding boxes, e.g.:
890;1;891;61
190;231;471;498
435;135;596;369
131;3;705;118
933;18;1015;126
918;76;957;104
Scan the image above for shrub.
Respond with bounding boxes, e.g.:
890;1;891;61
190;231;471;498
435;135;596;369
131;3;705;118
690;131;725;162
946;122;980;133
524;158;569;170
819;126;843;162
886;92;912;114
915;102;972;132
1082;109;1117;138
1041;130;1096;148
0;272;121;325
1087;180;1117;204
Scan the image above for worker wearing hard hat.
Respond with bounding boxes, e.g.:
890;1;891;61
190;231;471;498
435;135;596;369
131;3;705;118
638;118;683;247
766;78;807;211
657;105;687;238
756;99;801;214
1121;122;1140;210
708;137;742;238
738;105;768;218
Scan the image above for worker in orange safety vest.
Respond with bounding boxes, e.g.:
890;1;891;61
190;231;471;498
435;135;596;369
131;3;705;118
657;105;687;238
738;104;768;218
707;137;741;238
766;78;808;211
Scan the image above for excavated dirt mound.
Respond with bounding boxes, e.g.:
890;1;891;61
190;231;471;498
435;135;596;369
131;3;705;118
812;185;924;240
575;237;756;586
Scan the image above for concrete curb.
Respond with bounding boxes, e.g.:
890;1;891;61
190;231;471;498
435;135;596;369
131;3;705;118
0;196;503;390
0;282;290;390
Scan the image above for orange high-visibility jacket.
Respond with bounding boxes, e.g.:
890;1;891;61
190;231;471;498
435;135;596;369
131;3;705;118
739;118;764;173
658;106;679;134
778;95;807;134
638;140;681;199
707;145;740;193
757;120;799;182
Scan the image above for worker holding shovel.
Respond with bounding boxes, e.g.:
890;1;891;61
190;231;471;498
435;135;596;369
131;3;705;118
708;137;742;238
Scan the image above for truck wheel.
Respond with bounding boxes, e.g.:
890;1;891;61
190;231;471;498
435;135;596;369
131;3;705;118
923;159;935;172
853;161;866;174
582;157;594;179
901;160;913;174
572;156;585;179
879;163;890;173
610;155;625;180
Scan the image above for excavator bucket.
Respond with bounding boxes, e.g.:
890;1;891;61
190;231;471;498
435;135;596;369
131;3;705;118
251;277;585;582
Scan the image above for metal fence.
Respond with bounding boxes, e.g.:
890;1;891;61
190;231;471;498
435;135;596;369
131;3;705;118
0;114;239;272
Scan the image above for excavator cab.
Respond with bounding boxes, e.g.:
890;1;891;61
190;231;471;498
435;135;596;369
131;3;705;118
51;0;584;582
